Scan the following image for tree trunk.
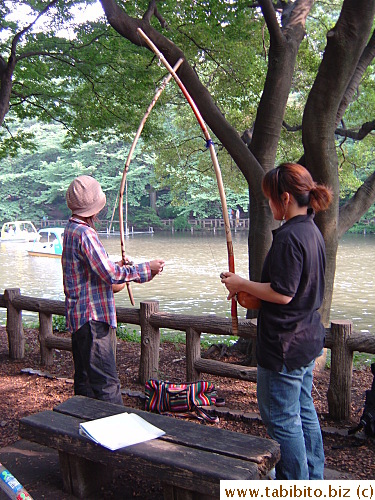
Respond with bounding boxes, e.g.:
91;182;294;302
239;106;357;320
149;185;157;211
303;0;375;323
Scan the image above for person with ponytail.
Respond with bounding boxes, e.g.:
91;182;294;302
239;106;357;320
221;162;333;480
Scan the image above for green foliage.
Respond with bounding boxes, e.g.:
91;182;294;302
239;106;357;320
0;118;250;225
116;323;237;348
348;222;375;235
52;315;67;332
1;1;167;155
336;136;375;231
353;352;375;368
130;207;164;230
0;120;157;223
200;335;238;350
2;0;375;235
155;193;179;219
325;349;375;369
116;325;140;342
154;143;248;219
173;215;191;231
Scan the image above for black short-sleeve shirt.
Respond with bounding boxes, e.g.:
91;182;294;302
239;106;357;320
256;210;326;372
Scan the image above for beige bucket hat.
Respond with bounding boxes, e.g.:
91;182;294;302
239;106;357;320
66;175;106;217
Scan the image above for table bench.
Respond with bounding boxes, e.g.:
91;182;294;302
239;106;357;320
19;395;280;499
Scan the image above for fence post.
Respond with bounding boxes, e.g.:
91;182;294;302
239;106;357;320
4;288;24;359
39;312;54;366
110;327;117;363
327;320;353;420
139;301;160;385
186;327;201;382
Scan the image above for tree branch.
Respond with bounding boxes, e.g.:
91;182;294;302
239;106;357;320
339;171;375;237
282;120;302;132
16;32;109;63
12;0;59;58
284;0;314;32
10;97;78;137
258;0;284;45
99;0;264;191
176;27;250;93
335;120;375;140
0;0;61;126
250;0;312;170
284;118;375;140
143;0;169;29
336;29;375;126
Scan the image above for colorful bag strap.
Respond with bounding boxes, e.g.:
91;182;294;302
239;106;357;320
192;404;219;424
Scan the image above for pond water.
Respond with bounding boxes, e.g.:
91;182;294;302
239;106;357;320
0;231;373;334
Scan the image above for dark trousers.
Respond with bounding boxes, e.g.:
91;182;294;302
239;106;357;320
72;320;123;405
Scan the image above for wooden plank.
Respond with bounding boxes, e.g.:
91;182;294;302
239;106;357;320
194;358;258;382
139;301;160;384
54;396;279;470
19;410;259;498
12;295;65;315
58;450;113;498
4;288;24;359
149;312;257;338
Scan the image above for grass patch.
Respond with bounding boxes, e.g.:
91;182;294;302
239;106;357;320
52;315;66;332
116;323;237;348
325;349;375;369
353;351;375;368
23;320;39;329
116;325;140;342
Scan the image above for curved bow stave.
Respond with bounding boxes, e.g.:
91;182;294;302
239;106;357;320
137;28;238;334
118;57;184;306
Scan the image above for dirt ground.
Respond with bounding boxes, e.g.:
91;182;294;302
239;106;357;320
1;326;375;484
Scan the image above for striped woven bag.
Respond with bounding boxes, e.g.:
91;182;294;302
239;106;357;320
144;379;219;423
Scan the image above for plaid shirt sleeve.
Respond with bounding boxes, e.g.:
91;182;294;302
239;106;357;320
81;229;151;284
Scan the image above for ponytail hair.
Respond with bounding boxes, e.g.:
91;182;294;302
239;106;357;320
262;162;333;214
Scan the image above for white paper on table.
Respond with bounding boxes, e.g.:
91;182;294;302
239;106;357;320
79;412;165;451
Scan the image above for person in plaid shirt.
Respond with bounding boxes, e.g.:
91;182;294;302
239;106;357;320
62;175;164;405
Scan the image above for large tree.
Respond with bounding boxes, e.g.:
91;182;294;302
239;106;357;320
0;0;165;156
2;0;375;328
97;0;375;325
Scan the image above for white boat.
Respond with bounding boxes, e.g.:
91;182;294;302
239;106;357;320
0;221;40;242
27;227;64;258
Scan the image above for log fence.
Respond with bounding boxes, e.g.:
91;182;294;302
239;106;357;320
1;288;375;421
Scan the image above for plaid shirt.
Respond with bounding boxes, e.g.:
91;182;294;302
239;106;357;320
62;217;151;332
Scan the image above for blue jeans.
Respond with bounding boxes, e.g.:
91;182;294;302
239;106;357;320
72;320;123;405
257;359;324;480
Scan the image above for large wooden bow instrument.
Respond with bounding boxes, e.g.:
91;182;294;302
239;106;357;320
118;57;184;306
137;28;239;334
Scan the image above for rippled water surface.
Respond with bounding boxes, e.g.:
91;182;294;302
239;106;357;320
0;231;374;333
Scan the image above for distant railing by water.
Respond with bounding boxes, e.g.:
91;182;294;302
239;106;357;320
33;218;249;232
1;288;375;421
161;218;249;232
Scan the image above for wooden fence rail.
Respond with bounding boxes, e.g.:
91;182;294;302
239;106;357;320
1;288;375;421
32;218;250;232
